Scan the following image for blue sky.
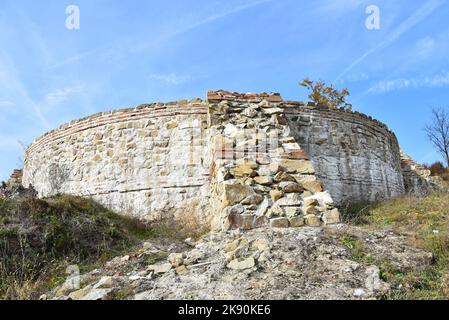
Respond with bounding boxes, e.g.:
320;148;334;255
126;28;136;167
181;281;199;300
0;0;448;180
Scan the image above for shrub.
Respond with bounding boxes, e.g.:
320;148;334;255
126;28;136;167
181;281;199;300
299;78;352;110
428;161;447;176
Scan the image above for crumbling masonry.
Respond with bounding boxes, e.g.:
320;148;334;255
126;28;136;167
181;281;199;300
20;91;433;231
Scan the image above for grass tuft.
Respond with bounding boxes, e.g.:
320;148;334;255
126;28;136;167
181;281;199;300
0;194;205;299
341;192;449;299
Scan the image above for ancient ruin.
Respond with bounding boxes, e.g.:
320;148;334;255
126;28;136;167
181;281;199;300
20;90;432;230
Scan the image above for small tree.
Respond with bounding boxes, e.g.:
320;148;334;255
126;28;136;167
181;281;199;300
299;78;352;110
425;108;449;168
428;161;446;176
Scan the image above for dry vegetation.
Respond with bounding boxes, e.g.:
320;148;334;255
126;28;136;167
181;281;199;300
342;192;449;299
3;189;449;300
0;195;202;300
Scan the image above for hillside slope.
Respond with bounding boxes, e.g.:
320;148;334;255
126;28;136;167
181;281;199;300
48;194;447;300
3;185;448;300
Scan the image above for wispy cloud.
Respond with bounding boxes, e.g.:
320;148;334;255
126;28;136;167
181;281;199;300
50;0;274;69
413;30;449;61
367;71;449;93
317;0;371;13
179;0;273;33
42;85;84;106
147;73;192;85
336;72;370;85
0;52;50;129
334;0;446;82
0;100;14;108
49;45;110;70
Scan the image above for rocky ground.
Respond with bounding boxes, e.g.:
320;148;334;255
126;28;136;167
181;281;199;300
48;224;433;300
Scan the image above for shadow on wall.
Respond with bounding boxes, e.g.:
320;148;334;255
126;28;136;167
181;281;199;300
284;105;406;205
47;163;70;195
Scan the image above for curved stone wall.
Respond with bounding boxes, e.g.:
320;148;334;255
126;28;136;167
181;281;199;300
23;101;212;222
284;104;405;204
23;91;406;226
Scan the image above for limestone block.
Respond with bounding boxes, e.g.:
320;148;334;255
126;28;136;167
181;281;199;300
254;176;273;186
289;216;305;227
270;189;284;201
255;198;271;216
303;196;319;207
309;191;334;208
227;257;255;270
295;175;323;193
270;205;285;216
279;181;303;193
148;263;172;274
168;253;185;267
230;164;256;178
269;162;281;175
270;217;290;228
273;171;296;183
253;215;268;228
241;194;264;205
322;208;341;225
275;193;302;206
262;107;283;115
223;183;256;206
304;215;321;227
279;159;315;174
284;207;301;218
227;214;256;230
303;205;318;215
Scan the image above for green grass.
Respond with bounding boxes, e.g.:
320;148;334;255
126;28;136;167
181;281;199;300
342;192;449;299
339;235;376;265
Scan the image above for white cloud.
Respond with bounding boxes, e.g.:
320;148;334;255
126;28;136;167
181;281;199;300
337;72;370;85
147;73;192;85
42;85;84;106
367;71;449;93
413;31;449;61
181;0;273;32
0;100;14;107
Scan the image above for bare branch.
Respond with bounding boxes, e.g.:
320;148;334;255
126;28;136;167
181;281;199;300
425;107;449;167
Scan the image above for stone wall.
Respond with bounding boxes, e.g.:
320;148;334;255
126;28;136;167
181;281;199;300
401;150;446;195
23;90;407;229
23;101;212;223
284;105;405;204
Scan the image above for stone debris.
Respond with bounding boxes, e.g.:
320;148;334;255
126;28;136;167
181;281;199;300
48;225;433;300
148;263;172;274
401;150;447;195
227;257;255;270
168;253;185;267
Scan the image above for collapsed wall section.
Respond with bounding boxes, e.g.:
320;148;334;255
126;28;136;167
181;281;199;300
401;150;446;195
207;91;340;231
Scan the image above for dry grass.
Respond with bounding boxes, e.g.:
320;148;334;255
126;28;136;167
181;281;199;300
342;192;449;299
0;194;207;300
